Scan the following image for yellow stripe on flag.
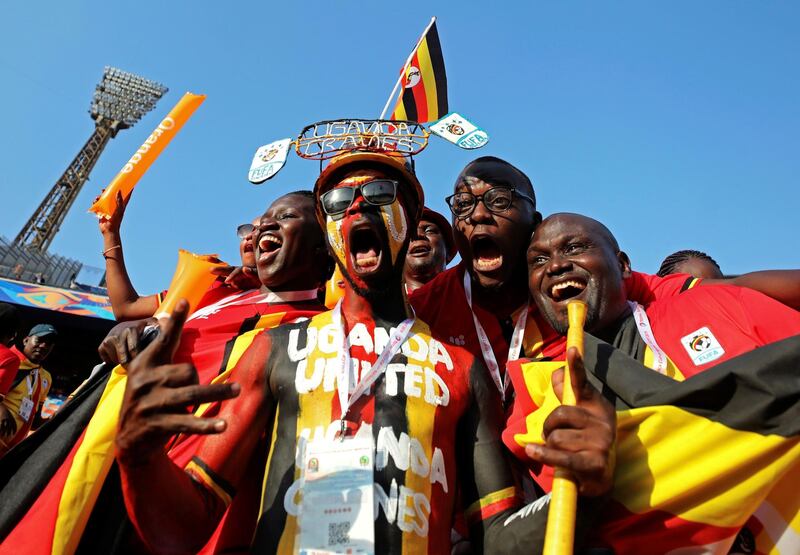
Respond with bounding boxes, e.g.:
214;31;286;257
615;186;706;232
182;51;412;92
393;96;408;121
515;361;800;530
416;37;439;121
751;463;800;554
52;365;127;555
613;405;800;527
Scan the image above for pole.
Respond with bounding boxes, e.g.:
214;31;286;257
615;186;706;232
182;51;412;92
379;16;437;119
543;300;587;555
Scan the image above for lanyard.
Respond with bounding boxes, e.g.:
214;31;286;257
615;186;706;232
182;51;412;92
628;301;668;374
25;369;38;396
331;301;415;434
463;272;528;400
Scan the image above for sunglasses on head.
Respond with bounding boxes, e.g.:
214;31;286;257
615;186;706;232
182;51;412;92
237;223;255;239
320;179;399;216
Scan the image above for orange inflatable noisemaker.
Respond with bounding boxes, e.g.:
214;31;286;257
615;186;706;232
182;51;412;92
89;92;206;219
154;250;227;321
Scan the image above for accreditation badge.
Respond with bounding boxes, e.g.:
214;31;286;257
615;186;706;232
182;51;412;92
429;112;490;150
248;138;292;184
297;437;374;555
18;397;34;421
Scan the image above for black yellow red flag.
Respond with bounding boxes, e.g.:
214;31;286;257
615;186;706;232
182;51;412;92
506;331;800;555
384;18;448;124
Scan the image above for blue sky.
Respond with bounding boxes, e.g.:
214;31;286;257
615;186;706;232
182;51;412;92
1;2;797;293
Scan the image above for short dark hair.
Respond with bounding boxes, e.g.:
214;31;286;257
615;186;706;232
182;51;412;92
0;303;20;339
463;156;536;209
287;190;315;199
657;249;721;277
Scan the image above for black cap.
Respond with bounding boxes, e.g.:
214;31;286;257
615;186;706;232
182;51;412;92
28;323;58;338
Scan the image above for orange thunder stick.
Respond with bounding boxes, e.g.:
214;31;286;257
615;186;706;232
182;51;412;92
543;299;587;555
154;250;227;322
89;92;206;219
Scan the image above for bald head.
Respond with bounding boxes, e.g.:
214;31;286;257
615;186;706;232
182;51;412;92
537;213;620;251
527;212;631;334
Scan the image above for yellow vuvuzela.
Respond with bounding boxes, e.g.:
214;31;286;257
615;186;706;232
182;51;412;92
543;300;586;555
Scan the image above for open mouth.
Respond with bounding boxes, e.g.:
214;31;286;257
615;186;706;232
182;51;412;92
257;233;282;262
548;278;588;302
471;236;503;272
408;241;431;258
349;224;383;274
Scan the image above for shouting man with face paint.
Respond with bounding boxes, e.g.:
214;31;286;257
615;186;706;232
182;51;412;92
114;151;616;554
0;192;332;554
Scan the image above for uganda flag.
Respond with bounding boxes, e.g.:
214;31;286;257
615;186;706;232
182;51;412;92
506;330;800;555
0;301;324;554
0;365;135;555
389;18;448;123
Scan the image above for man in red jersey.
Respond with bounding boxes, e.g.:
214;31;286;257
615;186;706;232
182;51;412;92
115;151;616;554
0;304;21;449
503;213;800;554
403;207;455;293
412;156;800;410
0;191;332;555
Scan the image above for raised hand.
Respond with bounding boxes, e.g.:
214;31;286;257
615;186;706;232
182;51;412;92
98;191;127;236
525;346;617;497
115;299;240;466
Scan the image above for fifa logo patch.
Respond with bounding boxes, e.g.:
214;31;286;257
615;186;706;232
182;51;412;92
681;326;725;365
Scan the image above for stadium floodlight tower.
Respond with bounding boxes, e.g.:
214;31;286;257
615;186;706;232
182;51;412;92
13;67;168;252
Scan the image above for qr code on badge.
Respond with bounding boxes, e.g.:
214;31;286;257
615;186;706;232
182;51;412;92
328;521;351;545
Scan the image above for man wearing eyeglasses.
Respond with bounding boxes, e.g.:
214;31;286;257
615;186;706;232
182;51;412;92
114;151;616;554
410;156;549;405
0;193;331;553
411;156;800;412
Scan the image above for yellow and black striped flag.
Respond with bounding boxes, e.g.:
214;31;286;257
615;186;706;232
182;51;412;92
389;18;448;123
507;332;800;555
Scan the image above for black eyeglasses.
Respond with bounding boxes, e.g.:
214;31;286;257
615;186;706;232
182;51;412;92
237;223;255;239
445;187;535;219
320;179;398;216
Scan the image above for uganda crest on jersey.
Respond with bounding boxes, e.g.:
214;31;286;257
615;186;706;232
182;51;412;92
251;310;482;554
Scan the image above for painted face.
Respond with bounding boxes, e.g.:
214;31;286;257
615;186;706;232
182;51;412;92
323;169;413;293
239;215;260;268
405;218;448;279
527;214;631;335
451;159;537;291
254;194;326;291
23;334;55;363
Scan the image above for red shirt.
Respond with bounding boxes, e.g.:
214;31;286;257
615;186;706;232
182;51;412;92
167;288;326;555
644;283;800;378
410;264;694;377
0;344;21;396
503;282;800;491
173;287;324;386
